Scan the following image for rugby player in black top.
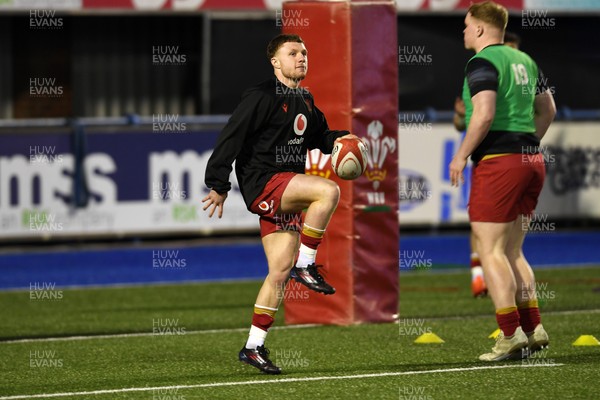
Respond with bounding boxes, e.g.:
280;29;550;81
203;34;357;374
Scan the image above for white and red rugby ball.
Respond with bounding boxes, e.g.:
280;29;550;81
331;138;369;180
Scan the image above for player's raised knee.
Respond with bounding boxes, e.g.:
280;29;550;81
320;179;340;206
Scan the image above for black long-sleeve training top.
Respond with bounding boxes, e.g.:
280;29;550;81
205;77;348;209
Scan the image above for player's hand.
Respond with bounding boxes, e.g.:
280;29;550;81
202;190;228;218
335;133;360;143
449;156;467;187
454;97;466;116
335;133;368;151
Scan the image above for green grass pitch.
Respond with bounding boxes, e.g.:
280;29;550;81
1;266;599;399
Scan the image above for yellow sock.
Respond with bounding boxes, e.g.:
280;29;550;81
254;304;277;317
496;306;518;315
302;223;324;239
517;299;539;309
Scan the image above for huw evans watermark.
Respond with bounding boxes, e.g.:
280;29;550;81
398;318;432;336
30;350;63;368
30;282;63;301
399;250;433;271
152;250;187;269
152;318;186;335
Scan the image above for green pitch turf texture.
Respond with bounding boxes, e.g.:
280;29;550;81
1;266;599;399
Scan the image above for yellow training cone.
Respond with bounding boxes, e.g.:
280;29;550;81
414;332;445;344
488;329;501;339
572;335;600;346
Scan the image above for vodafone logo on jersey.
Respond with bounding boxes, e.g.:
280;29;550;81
293;113;307;136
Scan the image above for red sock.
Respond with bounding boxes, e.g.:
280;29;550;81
300;232;321;249
496;307;520;337
470;253;481;268
252;312;274;331
246;306;277;349
518;300;541;333
296;224;325;267
300;224;324;250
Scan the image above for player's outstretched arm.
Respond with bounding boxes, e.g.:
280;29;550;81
533;90;556;140
202;190;228;219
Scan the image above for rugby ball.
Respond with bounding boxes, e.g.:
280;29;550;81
331;138;369;180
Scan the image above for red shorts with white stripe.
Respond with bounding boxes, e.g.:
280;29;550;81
249;172;302;237
469;153;546;223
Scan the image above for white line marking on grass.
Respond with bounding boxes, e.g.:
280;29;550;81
0;324;321;344
0;309;600;345
419;308;600;322
0;363;563;400
2;308;598;345
546;309;600;316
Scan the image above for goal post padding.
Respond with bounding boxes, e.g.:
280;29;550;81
283;0;399;325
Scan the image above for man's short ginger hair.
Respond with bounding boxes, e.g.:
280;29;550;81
267;34;304;59
468;1;508;31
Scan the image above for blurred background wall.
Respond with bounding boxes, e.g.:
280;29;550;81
1;1;599;243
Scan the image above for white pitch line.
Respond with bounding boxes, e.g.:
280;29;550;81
0;324;321;344
0;363;563;400
418;308;600;322
544;308;600;316
3;308;599;345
